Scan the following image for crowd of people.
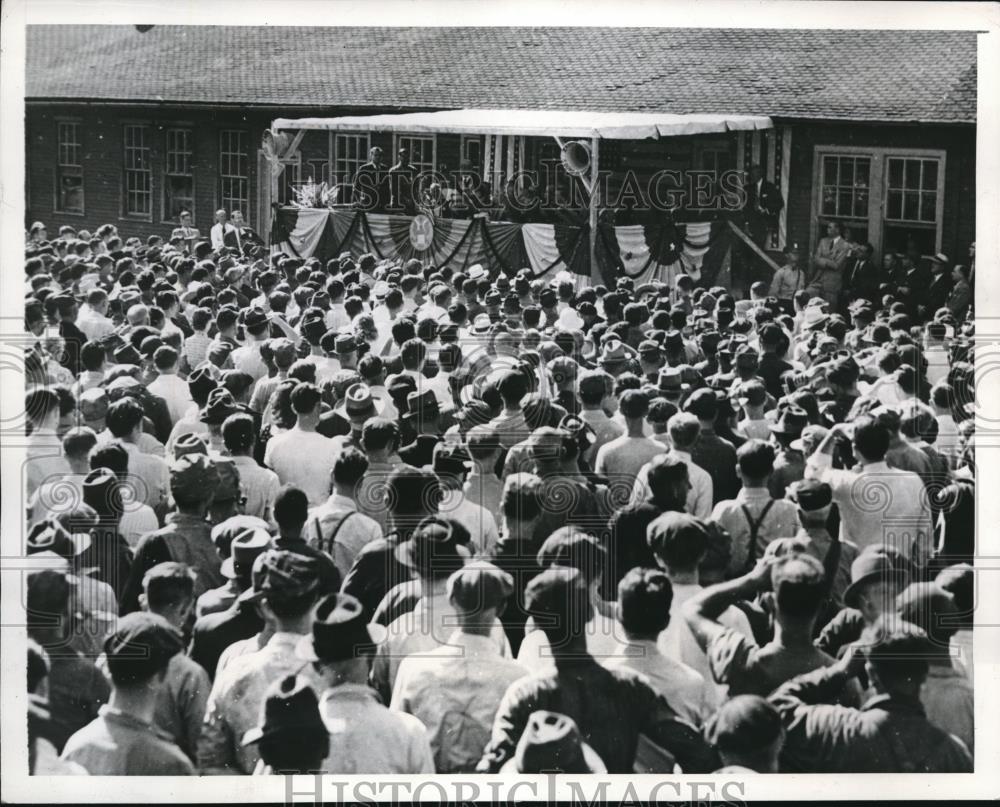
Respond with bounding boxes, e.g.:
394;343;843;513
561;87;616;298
22;214;976;776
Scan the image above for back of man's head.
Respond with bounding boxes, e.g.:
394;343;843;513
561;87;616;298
617;568;672;638
771;554;826;621
737;439;776;484
667;412;701;450
853;415;891;463
142;562;196;618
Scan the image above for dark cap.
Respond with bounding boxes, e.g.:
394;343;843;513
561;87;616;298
394;516;471;577
896;582;960;643
786;479;833;511
199;387;238;425
502;711;606;774
295;593;387;663
169;453;221;501
103;612;184;684
843;545;913;608
242;674;327;746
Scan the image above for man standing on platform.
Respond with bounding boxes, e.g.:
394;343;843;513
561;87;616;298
353;147;388;213
741;163;784;288
389;147;417;216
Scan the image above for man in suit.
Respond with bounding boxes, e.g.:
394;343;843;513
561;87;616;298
353;147;389;213
388;148;417;215
808;221;851;306
923;253;955;319
210;210;239;252
897;246;932;320
170;210;201;254
743;164;784;248
230;211;263;251
844;242;882;308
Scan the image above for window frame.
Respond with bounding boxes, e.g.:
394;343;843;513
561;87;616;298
461;134;484;172
219;129;250;217
54;118;85;216
810;145;946;258
392;133;437;178
121;122;154;222
161;126;196;224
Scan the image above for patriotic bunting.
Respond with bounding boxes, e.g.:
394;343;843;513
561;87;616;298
271;207;733;288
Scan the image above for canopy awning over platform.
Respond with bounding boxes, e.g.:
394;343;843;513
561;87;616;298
272;109;773;140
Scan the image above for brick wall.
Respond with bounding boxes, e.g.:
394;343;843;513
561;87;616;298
783;120;976;260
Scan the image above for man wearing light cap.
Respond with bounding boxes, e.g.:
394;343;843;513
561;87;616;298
786;479;857;607
390;561;528;772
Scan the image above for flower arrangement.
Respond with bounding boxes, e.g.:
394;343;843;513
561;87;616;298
292;178;339;209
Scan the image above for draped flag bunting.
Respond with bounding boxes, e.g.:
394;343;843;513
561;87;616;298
272;207;733;289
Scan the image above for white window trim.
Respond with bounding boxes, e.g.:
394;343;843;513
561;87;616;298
333;132;371;183
54;118;85;217
811;144;946;257
121;123;154;222
461;134;484;168
219;129;250;215
162;127;195;224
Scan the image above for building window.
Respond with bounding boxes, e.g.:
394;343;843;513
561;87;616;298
123;124;152;219
335;134;370;184
461;135;484;172
394;134;435;176
334;133;370;204
219;130;249;215
812;147;944;258
163;128;194;222
55;121;84;214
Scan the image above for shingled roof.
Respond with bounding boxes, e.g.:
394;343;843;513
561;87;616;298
25;26;977;124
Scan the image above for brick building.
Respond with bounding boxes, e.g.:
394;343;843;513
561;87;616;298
25;26;976;261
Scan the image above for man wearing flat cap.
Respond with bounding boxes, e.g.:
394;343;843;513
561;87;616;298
390;561;528;772
199;550;324;774
297;593;434;773
120;453;224;614
61;612;193;775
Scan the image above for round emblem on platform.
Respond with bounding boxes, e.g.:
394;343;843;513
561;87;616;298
409;213;434;251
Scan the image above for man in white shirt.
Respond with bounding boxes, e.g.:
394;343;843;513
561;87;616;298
577;370;625;465
297;592;434;774
605;567;714;771
146;346;194;426
930;383;962;468
595;389;665;495
433;444;500;556
631;412;713;519
264;383;339;507
210;209;237;252
221;414;280;524
647;511;754;705
711;440;799;577
230;308;271;383
77;288;115;342
373;520;507;702
805;416;933;567
390;562;528;773
923;322;952;388
306;447;383;581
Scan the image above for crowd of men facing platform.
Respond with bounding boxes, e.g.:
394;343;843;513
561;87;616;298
21;211;976;776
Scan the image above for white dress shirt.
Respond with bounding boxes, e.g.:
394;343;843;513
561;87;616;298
147;373;195;425
806;456;933;565
263;426;338;506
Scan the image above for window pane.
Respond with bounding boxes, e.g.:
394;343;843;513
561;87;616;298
920;192;937;222
854;158;870;187
853;189;869;217
838;190;853;216
58;172;84;213
888;158;903;189
923;160;938;190
821;188;836;216
903;191;919;220
904;160;921;189
823;156;837;185
887;189;903;219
